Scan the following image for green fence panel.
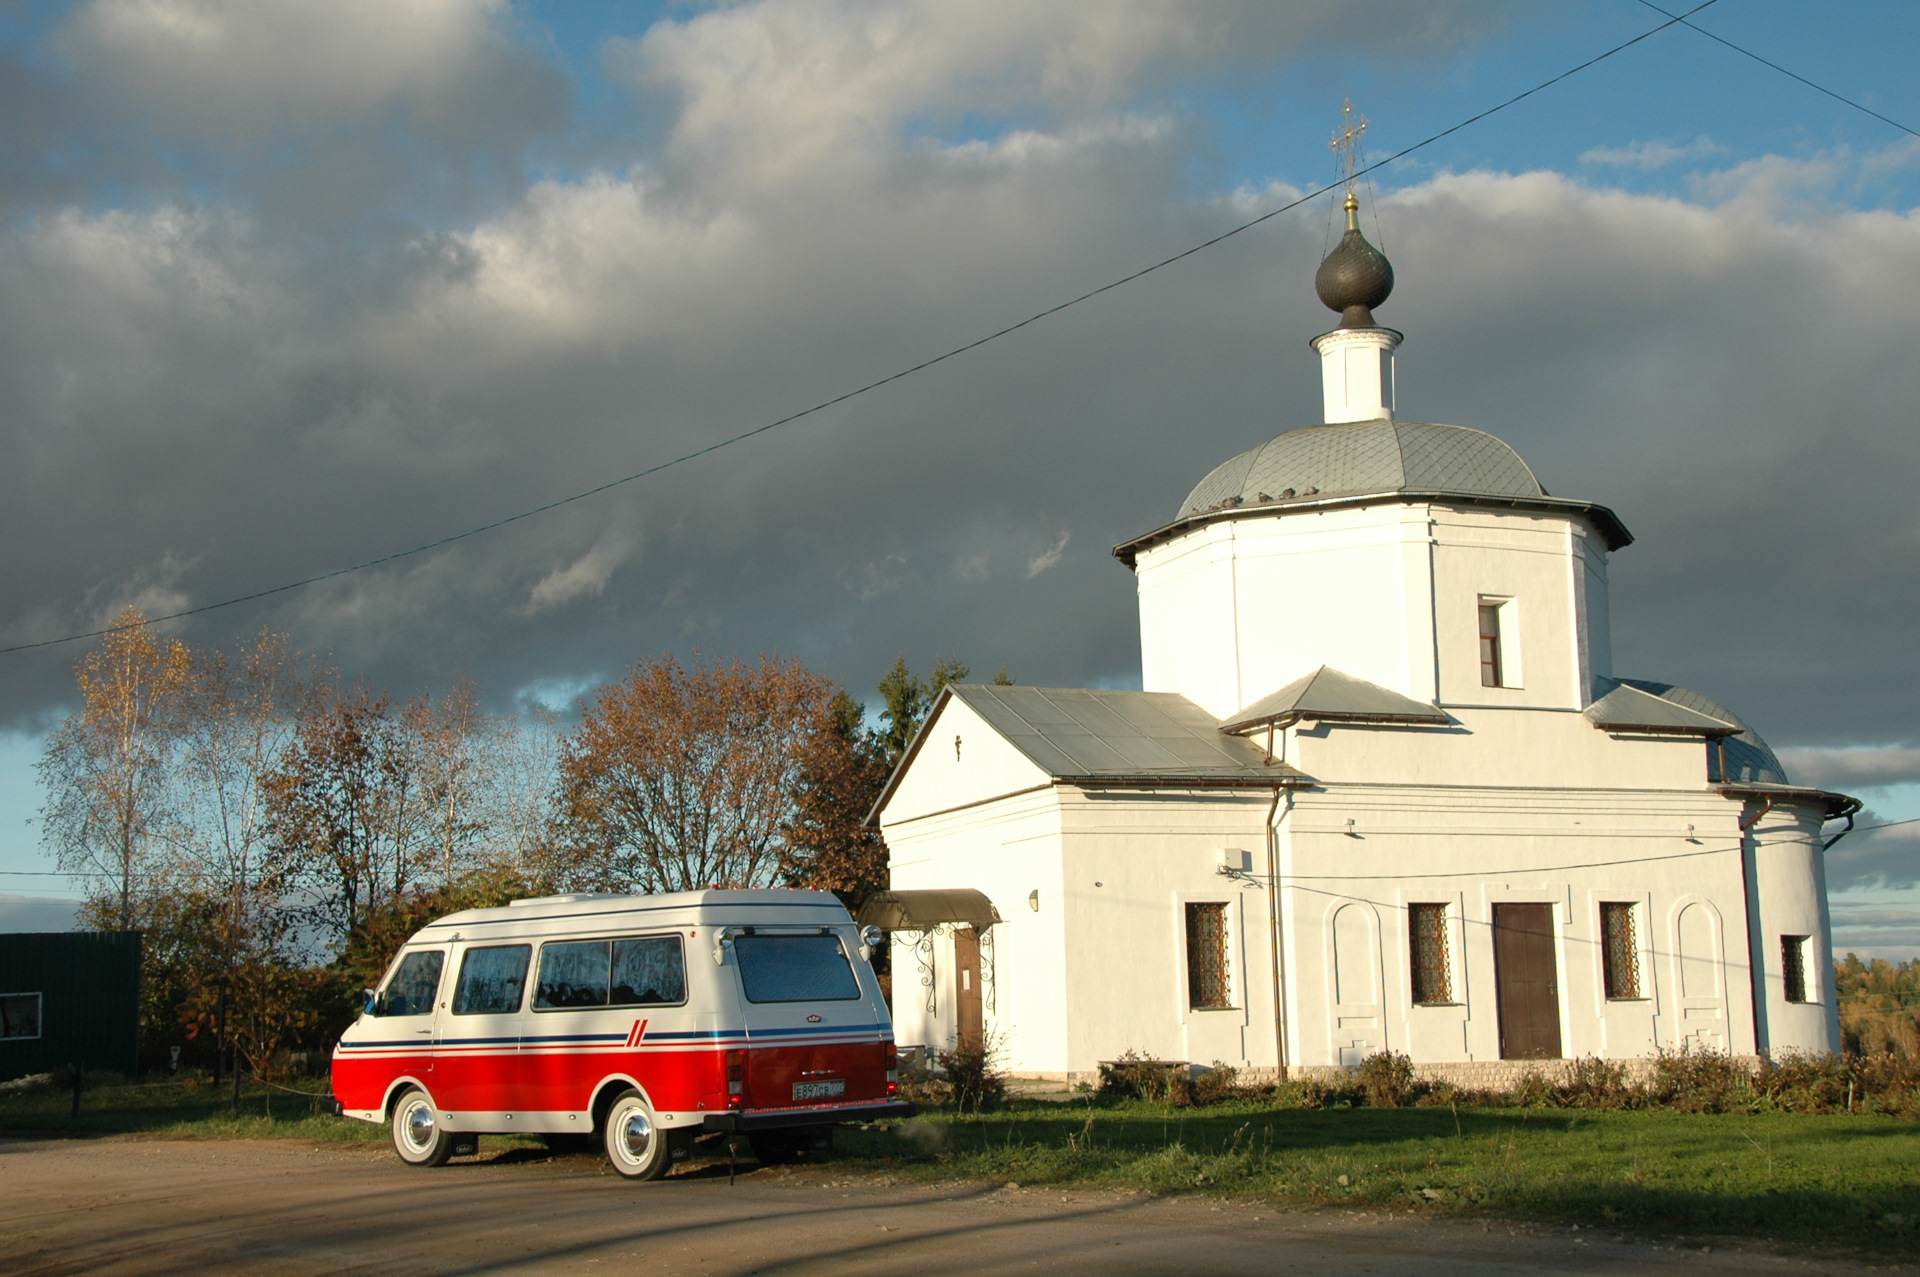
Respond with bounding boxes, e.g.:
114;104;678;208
0;932;141;1081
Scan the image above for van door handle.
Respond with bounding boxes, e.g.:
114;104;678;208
416;1029;433;1035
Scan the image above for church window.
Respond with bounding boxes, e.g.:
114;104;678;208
1599;902;1641;999
1781;935;1809;1003
1479;603;1504;687
1185;903;1231;1009
1408;903;1451;1004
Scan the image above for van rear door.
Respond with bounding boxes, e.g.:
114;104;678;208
730;930;885;1108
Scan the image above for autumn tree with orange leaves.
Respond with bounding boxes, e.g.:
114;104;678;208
556;654;839;893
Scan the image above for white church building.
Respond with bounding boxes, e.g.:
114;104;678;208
867;192;1860;1082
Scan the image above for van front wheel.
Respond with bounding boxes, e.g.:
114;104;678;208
602;1089;671;1181
390;1087;454;1167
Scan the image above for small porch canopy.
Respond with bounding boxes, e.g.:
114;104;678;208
857;888;1002;932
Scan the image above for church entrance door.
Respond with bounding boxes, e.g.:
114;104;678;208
953;926;984;1053
1492;904;1562;1060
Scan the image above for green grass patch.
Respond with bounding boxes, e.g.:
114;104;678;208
0;1076;384;1143
834;1099;1920;1253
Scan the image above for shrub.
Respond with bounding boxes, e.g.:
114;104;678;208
1353;1051;1419;1108
1098;1052;1192;1105
936;1042;1008;1113
1191;1061;1240;1106
1559;1056;1637;1109
1651;1046;1753;1113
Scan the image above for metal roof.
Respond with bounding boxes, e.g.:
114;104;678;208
1614;678;1791;786
949;685;1305;783
1584;682;1740;737
1178;421;1544;520
1219;665;1452;733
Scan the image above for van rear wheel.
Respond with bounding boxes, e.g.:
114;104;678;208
390;1087;454;1168
602;1089;671;1181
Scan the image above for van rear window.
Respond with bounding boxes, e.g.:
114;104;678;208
734;935;861;1004
535;937;686;1010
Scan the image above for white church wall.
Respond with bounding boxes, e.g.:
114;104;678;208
1135;526;1246;716
1135;506;1428;715
1136;502;1615;720
1279;781;1759;1068
1290;708;1710;792
1430;507;1597;711
1054;789;1278;1077
1745;801;1842;1056
882;783;1067;1071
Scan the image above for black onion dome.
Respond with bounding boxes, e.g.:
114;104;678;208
1315;201;1394;328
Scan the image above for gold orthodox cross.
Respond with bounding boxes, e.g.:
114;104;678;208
1329;99;1368;200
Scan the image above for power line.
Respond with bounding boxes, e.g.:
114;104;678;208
1638;0;1920;140
0;1;1723;658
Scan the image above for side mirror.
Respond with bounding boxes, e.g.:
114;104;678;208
859;925;883;961
711;928;736;966
361;988;377;1017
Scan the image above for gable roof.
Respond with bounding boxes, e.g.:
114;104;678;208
1219;665;1452;734
1584;682;1740;736
871;684;1306;826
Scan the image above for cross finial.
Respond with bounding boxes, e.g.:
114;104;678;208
1329;99;1368;228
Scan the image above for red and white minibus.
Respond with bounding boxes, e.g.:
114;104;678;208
329;888;912;1179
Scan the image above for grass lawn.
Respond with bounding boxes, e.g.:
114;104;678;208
834;1099;1920;1253
0;1077;383;1144
5;1082;1916;1254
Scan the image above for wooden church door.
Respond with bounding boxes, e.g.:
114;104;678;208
953;926;984;1053
1493;904;1562;1059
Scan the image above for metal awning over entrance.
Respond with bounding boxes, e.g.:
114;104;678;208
857;888;1002;932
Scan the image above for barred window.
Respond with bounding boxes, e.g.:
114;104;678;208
1185;903;1231;1009
1408;903;1451;1004
1781;935;1809;1004
1600;902;1641;999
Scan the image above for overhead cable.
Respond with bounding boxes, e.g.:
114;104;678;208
1638;0;1920;140
0;1;1723;657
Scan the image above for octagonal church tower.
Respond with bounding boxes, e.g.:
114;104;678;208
871;191;1858;1084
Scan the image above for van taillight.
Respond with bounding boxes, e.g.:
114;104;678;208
884;1040;899;1096
726;1050;748;1107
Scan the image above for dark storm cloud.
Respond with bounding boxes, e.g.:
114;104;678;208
0;1;1914;897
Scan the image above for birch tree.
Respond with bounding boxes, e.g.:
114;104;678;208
38;608;191;930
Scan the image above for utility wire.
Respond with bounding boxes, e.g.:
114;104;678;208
1637;0;1920;139
0;2;1723;658
10;805;1913;882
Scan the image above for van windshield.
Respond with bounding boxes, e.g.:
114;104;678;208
733;934;861;1004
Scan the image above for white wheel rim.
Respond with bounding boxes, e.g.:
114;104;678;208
400;1099;435;1154
615;1105;654;1167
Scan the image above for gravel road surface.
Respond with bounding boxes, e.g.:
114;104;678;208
0;1136;1895;1275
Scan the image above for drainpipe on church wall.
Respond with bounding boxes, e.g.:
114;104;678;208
1267;784;1289;1079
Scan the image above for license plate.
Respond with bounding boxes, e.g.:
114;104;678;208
792;1079;845;1101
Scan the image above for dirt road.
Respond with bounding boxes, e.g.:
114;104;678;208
0;1136;1891;1275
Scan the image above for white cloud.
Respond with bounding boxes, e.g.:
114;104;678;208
1579;135;1725;171
1026;532;1072;578
527;532;636;614
1777;746;1920;792
64;0;518;139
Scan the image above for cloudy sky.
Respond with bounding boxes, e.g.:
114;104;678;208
0;0;1916;953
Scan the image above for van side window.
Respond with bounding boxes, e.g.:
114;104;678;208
535;937;688;1010
452;944;531;1015
734;935;860;1003
381;950;444;1016
611;938;686;1007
